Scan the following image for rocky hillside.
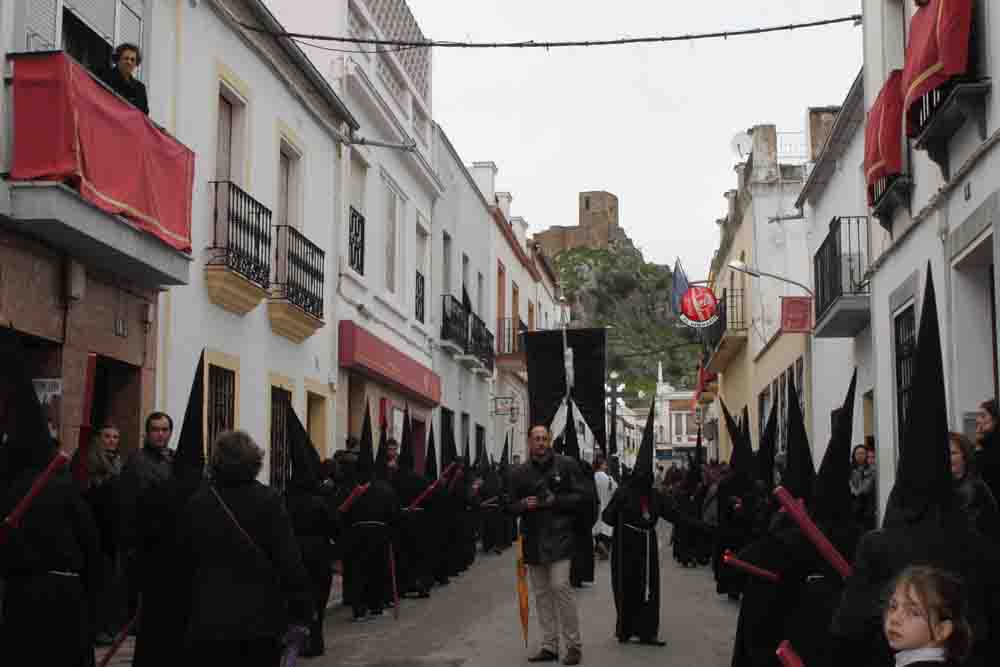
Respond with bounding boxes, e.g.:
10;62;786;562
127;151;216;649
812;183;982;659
552;246;702;398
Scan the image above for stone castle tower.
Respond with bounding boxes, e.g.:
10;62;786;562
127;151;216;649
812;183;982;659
534;191;634;258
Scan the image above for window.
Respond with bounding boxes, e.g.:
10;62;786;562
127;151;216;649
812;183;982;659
528;302;536;331
461;412;471;457
758;389;771;440
584;196;590;211
477;273;485;316
276;142;301;229
385;185;399;293
475;424;486;463
349;155;366;276
894;305;917;445
306;391;327;458
61;8;112;77
442;233;453;295
208;365;236;457
462;254;470;304
415;223;428;323
441;407;455;448
269;387;292;492
216;96;234;182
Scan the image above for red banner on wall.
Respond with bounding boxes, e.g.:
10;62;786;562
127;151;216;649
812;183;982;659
10;53;194;253
781;297;814;333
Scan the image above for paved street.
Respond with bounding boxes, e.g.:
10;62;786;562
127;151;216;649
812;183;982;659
311;527;737;667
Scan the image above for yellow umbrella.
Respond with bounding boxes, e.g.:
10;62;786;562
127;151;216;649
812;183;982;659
516;534;530;647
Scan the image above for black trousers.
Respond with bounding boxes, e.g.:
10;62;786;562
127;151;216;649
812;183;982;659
187;637;281;667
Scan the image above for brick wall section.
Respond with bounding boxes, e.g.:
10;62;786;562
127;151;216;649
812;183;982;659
0;228;158;453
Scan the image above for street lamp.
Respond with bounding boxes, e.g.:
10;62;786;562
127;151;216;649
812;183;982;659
728;260;814;297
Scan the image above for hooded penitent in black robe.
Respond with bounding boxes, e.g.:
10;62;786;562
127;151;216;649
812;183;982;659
712;401;754;597
391;408;435;598
832;270;1000;667
132;353;207;667
284;404;337;657
603;401;667;645
559;413;597;587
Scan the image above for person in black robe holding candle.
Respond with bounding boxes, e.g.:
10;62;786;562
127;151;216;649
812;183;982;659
602;401;667;647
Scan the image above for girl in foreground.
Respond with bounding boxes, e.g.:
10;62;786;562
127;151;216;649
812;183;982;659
883;566;972;666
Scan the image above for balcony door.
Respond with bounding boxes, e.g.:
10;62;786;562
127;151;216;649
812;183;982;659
216;96;234;181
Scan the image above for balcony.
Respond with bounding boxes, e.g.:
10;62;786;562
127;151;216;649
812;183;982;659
206;181;272;316
496;318;531;375
469;313;495;376
704;289;748;373
4;52;192;288
913;80;991;180
348;206;365;276
268;225;325;343
440;294;469;356
813;216;872;338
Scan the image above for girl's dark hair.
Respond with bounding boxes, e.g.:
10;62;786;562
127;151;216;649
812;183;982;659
949;432;978;478
981;399;999;421
888;565;973;662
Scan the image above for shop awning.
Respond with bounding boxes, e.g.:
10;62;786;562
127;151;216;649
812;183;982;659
864;70;904;204
338;320;441;406
9;52;194;253
901;0;974;136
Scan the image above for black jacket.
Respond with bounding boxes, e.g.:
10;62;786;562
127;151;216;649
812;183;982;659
180;479;312;641
118;444;173;551
977;432;1000;506
102;66;149;115
954;474;1000;540
508;451;584;565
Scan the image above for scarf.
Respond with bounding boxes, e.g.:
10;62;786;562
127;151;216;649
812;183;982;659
894;647;946;667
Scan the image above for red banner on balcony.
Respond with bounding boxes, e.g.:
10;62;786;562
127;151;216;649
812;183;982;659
9;53;194;253
781;297;813;334
864;70;904;205
339;320;441;406
901;0;973;136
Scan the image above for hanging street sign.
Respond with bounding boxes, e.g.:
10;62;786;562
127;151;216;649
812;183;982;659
679;286;720;328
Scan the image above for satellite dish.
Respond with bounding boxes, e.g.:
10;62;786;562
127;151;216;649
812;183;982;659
730;132;753;159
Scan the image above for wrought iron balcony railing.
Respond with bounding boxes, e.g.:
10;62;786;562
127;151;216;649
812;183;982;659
469;313;495;371
273;225;325;319
441;294;469;349
348;206;365;276
415;270;425;323
814;216;871;323
702;288;746;352
210;180;272;289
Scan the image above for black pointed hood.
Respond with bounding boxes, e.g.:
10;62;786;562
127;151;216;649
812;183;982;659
0;326;53;476
631;400;656;488
720;398;741;467
398;406;414;473
286;403;321;492
884;267;951;527
783;376;815;502
811;370;858;522
441;418;457;470
685;425;704;488
174;351;206;474
737;405;755;482
374;411;389;479
756;402;778;492
357;403;375;483
501;434;510;467
424;423;438;480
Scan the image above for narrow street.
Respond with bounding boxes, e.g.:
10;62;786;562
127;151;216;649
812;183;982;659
312;527;736;667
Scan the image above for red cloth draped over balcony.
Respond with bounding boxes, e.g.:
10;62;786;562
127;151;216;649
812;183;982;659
901;0;973;136
692;365;718;409
10;53;194;253
864;70;904;205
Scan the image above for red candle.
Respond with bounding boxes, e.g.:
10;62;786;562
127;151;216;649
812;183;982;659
773;486;853;579
1;451;71;543
776;640;805;667
723;550;781;583
337;483;370;513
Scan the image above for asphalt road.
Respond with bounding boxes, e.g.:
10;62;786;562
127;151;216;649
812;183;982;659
311;526;738;667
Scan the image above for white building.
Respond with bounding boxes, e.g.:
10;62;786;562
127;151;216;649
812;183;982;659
852;0;998;518
797;71;878;468
654;362;697;460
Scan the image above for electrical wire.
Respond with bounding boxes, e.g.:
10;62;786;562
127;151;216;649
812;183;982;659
241;14;861;50
290;37;429;56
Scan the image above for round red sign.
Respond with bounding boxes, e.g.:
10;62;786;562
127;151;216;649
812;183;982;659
680;286;719;328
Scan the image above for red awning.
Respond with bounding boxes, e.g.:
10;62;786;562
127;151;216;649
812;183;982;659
9;53;194;253
864;70;904;204
901;0;973;136
339;320;442;406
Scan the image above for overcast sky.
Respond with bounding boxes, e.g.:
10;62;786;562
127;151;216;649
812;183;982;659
269;1;863;279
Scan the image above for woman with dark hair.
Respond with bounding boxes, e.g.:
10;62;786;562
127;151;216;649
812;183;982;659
950;432;999;541
975;398;1000;501
849;444;876;530
180;431;311;666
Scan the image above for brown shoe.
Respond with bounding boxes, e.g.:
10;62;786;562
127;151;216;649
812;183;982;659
528;649;559;663
562;648;581;665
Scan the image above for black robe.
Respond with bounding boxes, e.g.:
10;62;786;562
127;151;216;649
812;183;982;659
602;483;665;642
342;480;399;616
1;468;102;667
286;486;337;654
390;468;434;595
570;462;598;585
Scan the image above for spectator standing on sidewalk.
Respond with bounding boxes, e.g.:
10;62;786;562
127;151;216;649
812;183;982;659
950;432;999;541
849;444;876;530
975;398;1000;501
509;425;585;665
85;424;125;645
